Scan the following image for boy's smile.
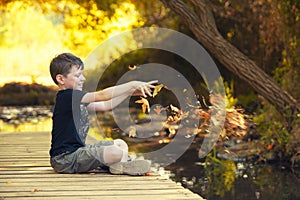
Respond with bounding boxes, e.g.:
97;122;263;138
60;65;85;91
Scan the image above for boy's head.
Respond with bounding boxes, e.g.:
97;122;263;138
49;53;84;85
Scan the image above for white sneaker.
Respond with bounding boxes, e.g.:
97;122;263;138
109;160;151;176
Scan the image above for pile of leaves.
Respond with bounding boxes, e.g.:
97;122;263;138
132;84;249;143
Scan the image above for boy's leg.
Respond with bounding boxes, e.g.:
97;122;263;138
51;139;131;173
110;139;129;162
86;139;151;175
85;139;128;165
50;148;105;173
105;139;151;176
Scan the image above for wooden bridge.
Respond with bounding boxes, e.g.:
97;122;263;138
0;132;204;199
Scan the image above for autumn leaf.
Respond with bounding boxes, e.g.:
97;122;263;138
167;116;174;122
135;97;150;113
128;126;136;138
128;64;137;70
170;104;180;113
168;128;176;137
153;84;164;97
199;109;211;119
179;111;189;120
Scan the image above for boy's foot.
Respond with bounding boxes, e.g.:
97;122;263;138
109;160;151;176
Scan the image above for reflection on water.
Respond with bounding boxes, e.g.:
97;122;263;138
1;106;299;200
165;145;300;200
0;106;53;132
0;117;52;132
0;106;109;138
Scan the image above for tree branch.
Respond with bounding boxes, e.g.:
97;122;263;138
189;0;219;35
160;0;300;123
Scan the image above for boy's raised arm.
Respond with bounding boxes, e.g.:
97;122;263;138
81;80;158;103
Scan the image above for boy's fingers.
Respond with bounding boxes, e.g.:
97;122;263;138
142;89;147;97
145;87;152;97
147;80;158;85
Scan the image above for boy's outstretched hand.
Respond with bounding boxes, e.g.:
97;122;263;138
131;80;158;97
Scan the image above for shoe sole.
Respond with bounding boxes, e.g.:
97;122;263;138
109;160;151;176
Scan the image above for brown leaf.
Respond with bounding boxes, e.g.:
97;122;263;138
153;84;164;97
128;64;137;70
168;128;176;137
128;126;136;138
199;109;211;119
135;97;150;113
153;105;166;114
170;104;180;113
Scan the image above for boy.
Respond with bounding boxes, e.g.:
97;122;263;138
49;52;156;175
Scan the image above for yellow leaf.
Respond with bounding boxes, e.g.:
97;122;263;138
170;104;180;113
128;64;137;70
153;84;164;97
128;126;136;138
135;97;150;113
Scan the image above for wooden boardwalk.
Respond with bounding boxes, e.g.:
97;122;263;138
0;132;204;200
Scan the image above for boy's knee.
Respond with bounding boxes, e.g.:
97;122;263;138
103;146;123;165
114;139;128;151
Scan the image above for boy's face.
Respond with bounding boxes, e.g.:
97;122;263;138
60;65;85;90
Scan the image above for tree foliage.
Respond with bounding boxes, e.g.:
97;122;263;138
0;0;144;85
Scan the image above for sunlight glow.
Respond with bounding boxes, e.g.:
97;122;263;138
0;1;143;86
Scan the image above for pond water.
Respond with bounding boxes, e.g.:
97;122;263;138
0;106;299;200
164;144;300;200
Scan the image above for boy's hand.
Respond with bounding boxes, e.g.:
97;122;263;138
131;80;158;97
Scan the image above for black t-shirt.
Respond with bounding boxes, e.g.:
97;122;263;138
49;89;89;157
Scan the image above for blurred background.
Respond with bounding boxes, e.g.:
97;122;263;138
0;0;299;199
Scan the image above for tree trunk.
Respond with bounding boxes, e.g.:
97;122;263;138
160;0;300;127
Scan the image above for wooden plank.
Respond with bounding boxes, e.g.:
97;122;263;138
0;190;199;197
0;196;200;200
0;184;184;191
0;132;205;200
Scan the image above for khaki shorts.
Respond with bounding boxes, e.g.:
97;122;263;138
50;140;114;173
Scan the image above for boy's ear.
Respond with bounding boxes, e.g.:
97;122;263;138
56;74;65;85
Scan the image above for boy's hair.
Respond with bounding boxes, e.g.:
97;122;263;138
49;53;84;85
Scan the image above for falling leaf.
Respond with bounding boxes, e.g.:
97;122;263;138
32;189;40;192
167;116;174;122
170;104;180;113
128;64;137;70
266;167;273;174
267;144;273;150
199;109;211;119
159;139;171;144
168;128;176;137
173;115;180;122
154;132;160;136
198;149;207;157
135;97;150;113
179;111;189;120
128;126;136;138
153;84;164;97
153;105;166;114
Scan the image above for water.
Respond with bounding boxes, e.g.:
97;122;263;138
0;106;299;200
164;144;300;200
